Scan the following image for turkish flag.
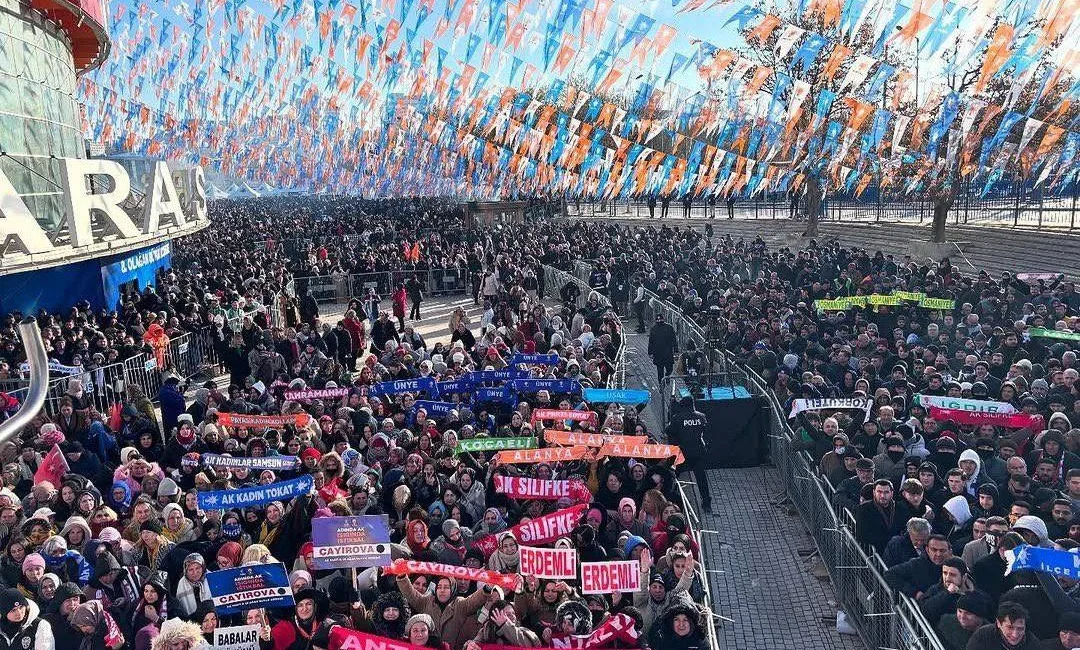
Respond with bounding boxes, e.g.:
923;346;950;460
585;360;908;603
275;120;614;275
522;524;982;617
34;445;69;487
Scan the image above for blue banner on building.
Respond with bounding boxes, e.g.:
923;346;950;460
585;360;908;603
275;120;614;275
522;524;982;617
207;562;294;614
100;242;172;311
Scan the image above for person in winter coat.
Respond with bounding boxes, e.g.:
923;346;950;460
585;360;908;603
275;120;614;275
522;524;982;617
0;587;53;650
515;577;572;639
42;581;83;649
370;590;411;639
174;553;211;618
465;599;541;649
158;376;186;437
647;314;677;383
272;588;328;650
392;284;409;332
39;536;92;586
149;618;207;650
633;549;693;633
404;613;451;650
884;535;952;598
646;595;709;650
71;599;125;650
395;570;489;650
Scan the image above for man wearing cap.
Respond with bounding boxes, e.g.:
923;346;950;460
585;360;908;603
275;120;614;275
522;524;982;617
1044;611;1080;650
665;395;712;512
934;590;994;650
834;457;876;515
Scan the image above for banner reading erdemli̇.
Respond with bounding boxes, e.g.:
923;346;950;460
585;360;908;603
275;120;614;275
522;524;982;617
580;561;641;594
200;454;299;471
197;475;313;510
788;397;874;421
207;563;294;615
519;546;578;580
312;515;391;569
493;476;592;502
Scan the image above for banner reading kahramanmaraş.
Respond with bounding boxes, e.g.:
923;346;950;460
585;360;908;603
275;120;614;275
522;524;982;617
312;515;391;569
207;563;294;615
197;475;313;510
284;387;351;401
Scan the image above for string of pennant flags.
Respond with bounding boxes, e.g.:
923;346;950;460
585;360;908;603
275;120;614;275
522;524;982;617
76;0;1080;198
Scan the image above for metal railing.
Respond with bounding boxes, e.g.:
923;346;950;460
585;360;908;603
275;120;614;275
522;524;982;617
636;288;946;650
294;267;472;307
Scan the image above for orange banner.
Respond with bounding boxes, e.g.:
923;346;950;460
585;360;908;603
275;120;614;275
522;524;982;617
599;442;684;465
217;412;311;429
543;430;648;447
495;446;591;465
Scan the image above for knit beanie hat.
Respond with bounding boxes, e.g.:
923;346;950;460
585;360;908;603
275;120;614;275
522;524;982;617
406;613;435;637
22;553;45;572
0;588;27;615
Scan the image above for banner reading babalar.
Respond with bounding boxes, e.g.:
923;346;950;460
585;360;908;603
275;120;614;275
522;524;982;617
580;561;640;594
207;563;294;615
312;515;391;569
213;624;261;650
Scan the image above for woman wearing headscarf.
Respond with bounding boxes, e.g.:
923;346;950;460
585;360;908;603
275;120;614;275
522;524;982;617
128;573;170;649
71;599;125;650
370;590;411;639
271;588;329;650
59;516;92;554
472;508;507;537
486;532;520;573
161;504;196;544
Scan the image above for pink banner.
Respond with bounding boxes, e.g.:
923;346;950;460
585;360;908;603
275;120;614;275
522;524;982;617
928;406;1044;429
473;504;588;557
493;476;592;502
383;559;521;591
217;412;311;429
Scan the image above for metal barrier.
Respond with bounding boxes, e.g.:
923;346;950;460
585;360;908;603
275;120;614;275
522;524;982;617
634;287;946;650
294;267;472;307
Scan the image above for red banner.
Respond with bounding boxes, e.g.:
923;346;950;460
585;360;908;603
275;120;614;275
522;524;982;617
217;412;311;429
598;442;684;465
330;628;428;650
928;406;1045;430
473;504;589;557
580;561;640;594
518;546;578;579
543;430;649;447
493;476;592;502
34;444;70;487
382;559;521;591
495;446;591;465
480;613;640;649
531;409;597;426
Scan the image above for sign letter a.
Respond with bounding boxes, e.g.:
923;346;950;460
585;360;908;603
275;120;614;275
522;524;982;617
0;168;52;254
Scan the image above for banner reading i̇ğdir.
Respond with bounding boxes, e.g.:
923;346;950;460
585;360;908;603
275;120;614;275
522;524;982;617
312;515;392;569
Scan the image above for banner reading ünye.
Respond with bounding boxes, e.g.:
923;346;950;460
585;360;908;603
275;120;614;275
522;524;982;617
495;446;591;465
518;546;578;580
216;412;311;429
580;561;641;594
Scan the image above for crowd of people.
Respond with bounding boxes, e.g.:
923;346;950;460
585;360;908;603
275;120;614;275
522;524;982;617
0;201;715;650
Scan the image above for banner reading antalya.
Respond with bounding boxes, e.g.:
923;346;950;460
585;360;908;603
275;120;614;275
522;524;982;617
312;515;392;570
197;475;313;510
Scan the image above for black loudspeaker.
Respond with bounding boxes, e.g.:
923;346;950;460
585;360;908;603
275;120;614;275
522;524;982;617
696;396;770;468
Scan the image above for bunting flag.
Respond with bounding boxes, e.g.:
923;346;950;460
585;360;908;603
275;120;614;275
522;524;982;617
71;0;1080;200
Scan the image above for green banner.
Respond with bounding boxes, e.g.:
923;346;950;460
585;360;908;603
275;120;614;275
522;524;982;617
894;291;926;302
868;294;902;306
918;297;955;310
815;299;850;311
1028;328;1080;342
455;437;539;454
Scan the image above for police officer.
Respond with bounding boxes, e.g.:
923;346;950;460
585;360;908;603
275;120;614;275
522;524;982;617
666;395;712;512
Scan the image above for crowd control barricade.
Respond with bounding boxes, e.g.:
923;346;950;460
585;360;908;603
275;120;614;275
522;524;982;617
636;282;946;650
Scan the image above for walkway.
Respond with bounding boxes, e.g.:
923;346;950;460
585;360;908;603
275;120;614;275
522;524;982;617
621;325;864;650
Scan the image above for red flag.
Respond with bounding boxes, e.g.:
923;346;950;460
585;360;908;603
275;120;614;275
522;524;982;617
34;444;69;487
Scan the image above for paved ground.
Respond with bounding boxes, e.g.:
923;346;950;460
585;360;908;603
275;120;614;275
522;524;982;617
620;323;864;650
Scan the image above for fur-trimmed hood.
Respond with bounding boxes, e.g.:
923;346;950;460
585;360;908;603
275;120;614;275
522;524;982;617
372;589;411;639
151;618;208;650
